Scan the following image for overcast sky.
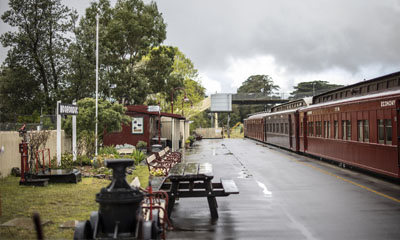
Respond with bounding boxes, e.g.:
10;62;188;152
1;0;399;95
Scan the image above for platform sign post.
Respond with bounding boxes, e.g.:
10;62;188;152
57;102;79;166
72;101;77;161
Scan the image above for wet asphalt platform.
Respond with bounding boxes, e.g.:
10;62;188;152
165;138;400;240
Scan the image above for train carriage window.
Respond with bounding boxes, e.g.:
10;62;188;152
324;121;331;138
285;123;289;134
280;123;284;133
300;121;303;136
342;120;346;140
378;120;384;144
316;121;322;137
363;120;369;142
357;120;363;141
346;120;351;140
272;123;275;132
385;119;392;145
334;121;338;139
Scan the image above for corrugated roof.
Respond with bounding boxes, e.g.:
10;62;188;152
125;105;186;120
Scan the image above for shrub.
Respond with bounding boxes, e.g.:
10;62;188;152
150;169;165;176
130;150;146;165
50;153;74;169
99;146;118;155
136;140;147;149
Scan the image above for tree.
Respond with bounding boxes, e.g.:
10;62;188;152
1;0;77;113
63;98;130;142
233;75;280;123
237;75;279;94
104;0;167;105
290;80;344;99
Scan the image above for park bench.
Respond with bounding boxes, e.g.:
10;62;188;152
145;154;173;176
164;146;182;160
156;148;181;164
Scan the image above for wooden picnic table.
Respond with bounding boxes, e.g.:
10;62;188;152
150;162;239;219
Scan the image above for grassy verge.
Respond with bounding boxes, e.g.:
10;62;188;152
0;165;149;239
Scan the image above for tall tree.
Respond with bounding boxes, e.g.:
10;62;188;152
1;0;77;113
105;0;167;105
290;80;344;99
237;75;279;94
233;74;280;123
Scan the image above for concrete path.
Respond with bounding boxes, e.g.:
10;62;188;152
166;138;400;239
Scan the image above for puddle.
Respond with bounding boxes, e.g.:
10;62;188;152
256;181;272;197
237;169;252;179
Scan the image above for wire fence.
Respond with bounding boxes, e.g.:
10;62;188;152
0;115;57;131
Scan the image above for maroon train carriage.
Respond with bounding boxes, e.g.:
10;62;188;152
263;98;312;151
244;112;268;142
299;89;400;179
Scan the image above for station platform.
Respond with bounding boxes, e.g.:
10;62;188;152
166;138;400;240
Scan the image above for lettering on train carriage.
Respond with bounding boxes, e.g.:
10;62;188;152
380;100;395;107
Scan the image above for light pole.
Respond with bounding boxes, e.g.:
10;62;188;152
170;87;188;114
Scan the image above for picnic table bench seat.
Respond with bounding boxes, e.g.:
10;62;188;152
152;162;239;219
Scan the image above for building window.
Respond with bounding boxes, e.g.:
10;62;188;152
334;121;338;139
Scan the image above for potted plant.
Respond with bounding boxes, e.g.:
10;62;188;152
188;135;195;146
185;139;191;149
136;140;148;154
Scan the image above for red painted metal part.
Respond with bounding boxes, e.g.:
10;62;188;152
19;142;28;182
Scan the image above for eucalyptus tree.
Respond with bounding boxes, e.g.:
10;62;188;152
1;0;77;113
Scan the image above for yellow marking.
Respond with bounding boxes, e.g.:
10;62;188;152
293;158;400;204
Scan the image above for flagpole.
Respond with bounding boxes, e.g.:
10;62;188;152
95;13;99;159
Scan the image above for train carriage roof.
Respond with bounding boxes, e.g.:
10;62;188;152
245;97;312;120
302;88;400;111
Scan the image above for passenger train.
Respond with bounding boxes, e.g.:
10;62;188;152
244;71;400;179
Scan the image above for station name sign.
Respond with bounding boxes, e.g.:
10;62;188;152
59;103;79;115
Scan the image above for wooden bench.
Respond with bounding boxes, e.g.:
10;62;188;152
164;146;182;161
146;154;173;176
156;149;180;165
159;162;239;219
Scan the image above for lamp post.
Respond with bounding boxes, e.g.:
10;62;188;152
170;87;188;114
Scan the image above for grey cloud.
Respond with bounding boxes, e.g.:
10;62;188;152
156;0;400;74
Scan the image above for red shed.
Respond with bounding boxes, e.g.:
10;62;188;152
103;105;185;150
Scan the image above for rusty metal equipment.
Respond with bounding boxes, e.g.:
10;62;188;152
74;159;161;240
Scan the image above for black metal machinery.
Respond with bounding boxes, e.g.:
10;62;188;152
74;159;161;240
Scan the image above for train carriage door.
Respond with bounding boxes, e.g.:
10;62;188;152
264;117;267;143
303;112;308;152
289;114;293;148
295;111;300;152
397;99;400;171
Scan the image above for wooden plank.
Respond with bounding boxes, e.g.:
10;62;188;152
221;179;239;194
198;163;213;176
149;176;166;191
168;163;185;177
183;163;199;176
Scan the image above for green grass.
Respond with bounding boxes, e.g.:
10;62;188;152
0;165;149;239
